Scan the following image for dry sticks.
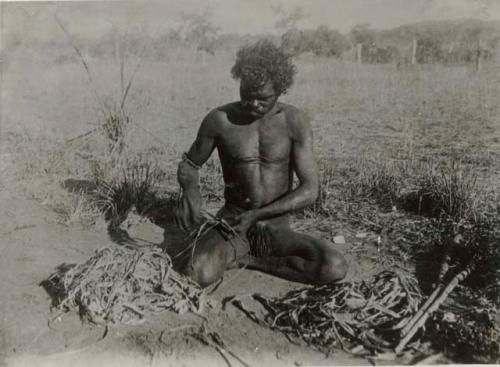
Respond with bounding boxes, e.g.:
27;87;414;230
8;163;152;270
233;268;476;355
395;265;473;353
395;231;478;353
48;245;210;325
236;271;422;353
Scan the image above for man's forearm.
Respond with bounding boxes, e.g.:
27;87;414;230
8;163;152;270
176;160;203;230
253;184;318;221
178;159;200;189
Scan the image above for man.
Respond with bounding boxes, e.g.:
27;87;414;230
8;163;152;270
173;40;347;287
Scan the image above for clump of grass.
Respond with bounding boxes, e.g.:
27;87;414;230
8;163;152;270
100;107;131;154
348;158;406;209
56;191;102;227
93;158;169;228
307;159;336;217
411;161;481;221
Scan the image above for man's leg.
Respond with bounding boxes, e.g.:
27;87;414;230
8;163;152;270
241;226;348;285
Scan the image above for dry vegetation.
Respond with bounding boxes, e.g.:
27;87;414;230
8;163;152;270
2;37;500;362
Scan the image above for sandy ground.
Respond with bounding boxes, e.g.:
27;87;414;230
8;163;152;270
0;170;375;367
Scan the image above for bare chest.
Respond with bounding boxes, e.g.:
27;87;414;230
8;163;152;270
217;114;291;163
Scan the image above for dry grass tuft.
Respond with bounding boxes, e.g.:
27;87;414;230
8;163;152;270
410;161;481;220
350;158;405;209
93;159;166;227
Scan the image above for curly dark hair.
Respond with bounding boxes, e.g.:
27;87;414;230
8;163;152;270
231;39;296;95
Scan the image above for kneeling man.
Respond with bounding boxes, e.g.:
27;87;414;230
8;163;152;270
173;40;347;287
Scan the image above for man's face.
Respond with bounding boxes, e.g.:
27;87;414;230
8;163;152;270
240;79;278;118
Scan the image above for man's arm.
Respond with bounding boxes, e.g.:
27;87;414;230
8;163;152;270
231;109;319;232
175;112;218;231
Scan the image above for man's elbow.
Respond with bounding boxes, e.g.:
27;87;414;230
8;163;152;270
304;184;319;206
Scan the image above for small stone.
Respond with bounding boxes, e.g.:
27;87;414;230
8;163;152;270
333;235;345;244
443;312;457;323
374;352;396;361
355;232;368;238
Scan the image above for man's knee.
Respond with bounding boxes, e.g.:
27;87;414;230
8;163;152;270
189;253;225;288
317;252;348;284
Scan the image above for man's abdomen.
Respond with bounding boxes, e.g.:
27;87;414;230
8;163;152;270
222;162;291;209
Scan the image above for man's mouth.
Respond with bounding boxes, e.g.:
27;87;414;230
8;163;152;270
246;107;264;115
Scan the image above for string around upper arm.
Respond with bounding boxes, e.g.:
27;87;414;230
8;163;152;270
182;153;202;170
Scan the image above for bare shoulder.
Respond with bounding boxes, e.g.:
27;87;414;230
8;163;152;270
280;103;311;140
205;102;240;125
197;103;234;136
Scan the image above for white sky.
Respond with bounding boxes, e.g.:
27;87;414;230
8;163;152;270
2;0;500;43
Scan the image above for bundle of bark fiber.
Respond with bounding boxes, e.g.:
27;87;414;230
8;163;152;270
47;245;209;325
231;271;422;353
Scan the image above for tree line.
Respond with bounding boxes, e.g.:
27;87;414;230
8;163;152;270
8;9;500;66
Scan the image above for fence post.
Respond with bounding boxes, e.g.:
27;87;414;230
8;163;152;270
356;43;362;64
411;39;418;65
476;39;482;72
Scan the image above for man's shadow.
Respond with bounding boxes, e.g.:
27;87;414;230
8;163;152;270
62;178;186;252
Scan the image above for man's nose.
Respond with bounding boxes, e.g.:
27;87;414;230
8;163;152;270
250;99;259;107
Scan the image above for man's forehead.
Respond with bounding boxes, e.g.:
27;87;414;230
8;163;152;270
241;79;275;95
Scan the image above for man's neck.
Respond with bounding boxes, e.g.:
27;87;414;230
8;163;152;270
238;101;281;123
265;102;282;118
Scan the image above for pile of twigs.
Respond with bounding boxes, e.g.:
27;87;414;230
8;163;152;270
234;271;422;353
47;245;209;325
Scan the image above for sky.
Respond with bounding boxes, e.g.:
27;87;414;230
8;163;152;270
2;0;500;43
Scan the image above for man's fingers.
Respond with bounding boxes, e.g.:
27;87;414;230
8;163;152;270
174;216;183;232
174;212;188;232
227;214;242;226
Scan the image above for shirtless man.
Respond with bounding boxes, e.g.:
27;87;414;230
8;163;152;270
174;40;347;287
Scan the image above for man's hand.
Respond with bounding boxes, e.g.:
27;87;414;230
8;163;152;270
174;187;203;233
228;210;260;235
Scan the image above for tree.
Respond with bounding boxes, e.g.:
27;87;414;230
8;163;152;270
349;23;376;48
281;26;347;57
416;36;443;63
178;7;219;54
272;5;308;32
308;25;347;57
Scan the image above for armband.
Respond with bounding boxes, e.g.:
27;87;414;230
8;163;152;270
182;153;201;170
